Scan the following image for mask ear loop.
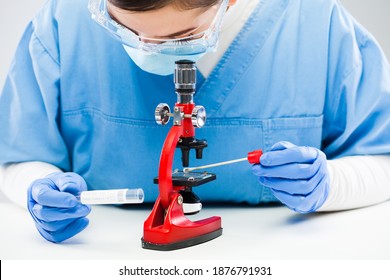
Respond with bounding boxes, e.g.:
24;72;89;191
203;0;229;38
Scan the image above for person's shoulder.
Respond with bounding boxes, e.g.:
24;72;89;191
48;0;89;11
32;0;92;35
30;0;92;59
49;0;90;20
290;0;338;12
297;0;338;7
33;0;89;25
281;0;338;16
283;0;341;26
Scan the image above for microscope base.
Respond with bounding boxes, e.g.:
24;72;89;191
142;193;222;251
142;228;222;251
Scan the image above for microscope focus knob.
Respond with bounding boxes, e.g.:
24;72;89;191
191;105;206;128
155;103;171;125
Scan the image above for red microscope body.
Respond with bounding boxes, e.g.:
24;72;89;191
141;60;223;251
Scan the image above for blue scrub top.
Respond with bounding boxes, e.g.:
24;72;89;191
1;0;390;204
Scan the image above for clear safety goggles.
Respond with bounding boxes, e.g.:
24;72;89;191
88;0;229;55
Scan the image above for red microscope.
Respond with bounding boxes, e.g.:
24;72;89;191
141;60;223;250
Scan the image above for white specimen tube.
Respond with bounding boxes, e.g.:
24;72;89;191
79;188;144;205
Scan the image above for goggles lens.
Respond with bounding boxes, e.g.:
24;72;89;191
88;0;228;55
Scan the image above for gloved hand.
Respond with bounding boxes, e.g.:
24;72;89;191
27;172;91;243
252;141;329;213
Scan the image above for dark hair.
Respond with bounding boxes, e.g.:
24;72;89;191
108;0;221;12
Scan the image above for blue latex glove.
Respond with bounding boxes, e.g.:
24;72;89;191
252;141;329;213
27;172;91;243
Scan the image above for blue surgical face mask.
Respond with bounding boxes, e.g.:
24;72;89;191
123;45;206;76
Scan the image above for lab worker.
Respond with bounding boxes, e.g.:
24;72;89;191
1;0;390;243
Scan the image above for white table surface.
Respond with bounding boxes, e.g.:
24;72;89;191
1;190;389;260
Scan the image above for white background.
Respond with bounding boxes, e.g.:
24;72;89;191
1;1;390;278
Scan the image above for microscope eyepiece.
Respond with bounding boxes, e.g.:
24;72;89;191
174;60;196;94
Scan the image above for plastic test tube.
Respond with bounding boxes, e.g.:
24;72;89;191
78;188;144;205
